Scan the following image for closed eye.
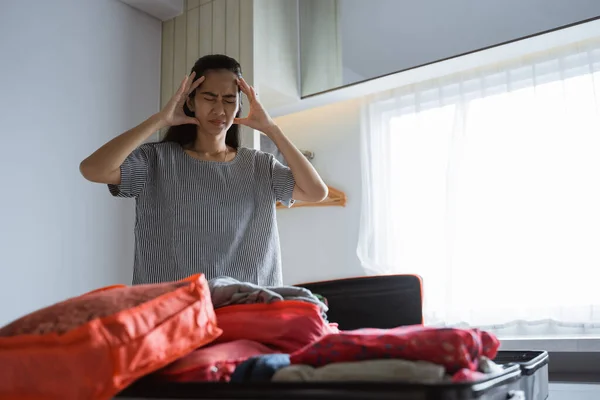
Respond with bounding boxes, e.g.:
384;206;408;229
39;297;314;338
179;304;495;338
203;98;235;105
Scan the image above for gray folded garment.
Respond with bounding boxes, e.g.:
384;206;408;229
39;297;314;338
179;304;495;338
272;359;447;383
208;276;328;315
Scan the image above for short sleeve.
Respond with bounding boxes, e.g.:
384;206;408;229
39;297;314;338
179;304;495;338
107;145;150;198
271;155;296;208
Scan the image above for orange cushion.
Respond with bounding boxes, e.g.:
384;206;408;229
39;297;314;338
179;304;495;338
0;274;222;400
82;284;128;296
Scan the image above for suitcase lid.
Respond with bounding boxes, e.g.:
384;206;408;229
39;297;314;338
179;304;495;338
297;275;423;330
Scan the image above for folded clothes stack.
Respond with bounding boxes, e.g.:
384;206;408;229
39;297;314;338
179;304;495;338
155;325;504;384
155;278;504;385
207;276;330;321
153;277;338;382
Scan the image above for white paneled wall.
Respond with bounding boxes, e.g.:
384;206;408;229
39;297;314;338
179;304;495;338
160;0;257;146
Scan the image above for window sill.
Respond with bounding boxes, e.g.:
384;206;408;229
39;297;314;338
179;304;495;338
500;337;600;352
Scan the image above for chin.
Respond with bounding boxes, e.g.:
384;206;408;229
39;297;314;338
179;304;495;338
201;123;230;136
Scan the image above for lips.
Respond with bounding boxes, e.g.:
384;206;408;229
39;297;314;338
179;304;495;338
208;119;226;127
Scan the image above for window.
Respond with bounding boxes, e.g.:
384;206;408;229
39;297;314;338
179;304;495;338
359;39;600;338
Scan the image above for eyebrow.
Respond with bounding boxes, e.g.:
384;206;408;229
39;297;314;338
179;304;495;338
200;91;237;99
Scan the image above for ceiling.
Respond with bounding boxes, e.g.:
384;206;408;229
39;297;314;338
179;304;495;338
118;0;184;21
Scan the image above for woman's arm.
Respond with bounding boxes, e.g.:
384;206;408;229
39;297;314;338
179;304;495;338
79;73;203;185
234;78;328;202
79;114;167;184
263;125;328;202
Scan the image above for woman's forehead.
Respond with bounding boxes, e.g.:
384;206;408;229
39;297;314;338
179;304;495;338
201;70;238;91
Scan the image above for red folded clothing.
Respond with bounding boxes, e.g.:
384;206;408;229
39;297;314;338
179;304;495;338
289;325;499;374
154;300;337;382
156;340;277;382
212;300;338;354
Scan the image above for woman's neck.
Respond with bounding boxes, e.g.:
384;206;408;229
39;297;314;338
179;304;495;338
191;132;228;154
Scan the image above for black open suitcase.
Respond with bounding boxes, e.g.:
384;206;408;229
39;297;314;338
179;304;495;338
116;275;549;400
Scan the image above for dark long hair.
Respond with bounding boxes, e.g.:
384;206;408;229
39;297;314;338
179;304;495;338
161;54;242;149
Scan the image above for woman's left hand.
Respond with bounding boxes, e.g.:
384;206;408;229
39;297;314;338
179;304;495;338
234;77;277;135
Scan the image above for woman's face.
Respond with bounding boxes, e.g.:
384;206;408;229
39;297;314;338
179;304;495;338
188;69;240;136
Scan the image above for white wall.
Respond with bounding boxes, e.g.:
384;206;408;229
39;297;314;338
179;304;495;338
0;0;161;325
338;0;600;86
274;99;364;285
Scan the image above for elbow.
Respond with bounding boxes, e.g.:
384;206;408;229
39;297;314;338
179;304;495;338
79;158;109;183
310;184;329;203
79;158;94;181
318;185;329;202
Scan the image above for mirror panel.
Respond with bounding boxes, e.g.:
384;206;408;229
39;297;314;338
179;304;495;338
299;0;600;97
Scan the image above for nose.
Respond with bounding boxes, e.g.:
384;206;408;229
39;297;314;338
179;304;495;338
212;99;225;116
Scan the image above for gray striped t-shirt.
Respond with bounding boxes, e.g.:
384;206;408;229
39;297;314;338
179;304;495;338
108;142;295;286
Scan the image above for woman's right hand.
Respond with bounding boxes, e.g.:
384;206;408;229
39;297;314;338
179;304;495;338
159;72;205;127
80;73;205;185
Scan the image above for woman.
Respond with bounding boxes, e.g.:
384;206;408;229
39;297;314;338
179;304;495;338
80;55;328;286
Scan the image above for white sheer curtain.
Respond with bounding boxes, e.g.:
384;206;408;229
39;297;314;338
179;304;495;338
358;39;600;337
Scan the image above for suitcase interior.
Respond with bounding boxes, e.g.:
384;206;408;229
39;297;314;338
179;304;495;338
116;275;545;400
118;364;523;400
